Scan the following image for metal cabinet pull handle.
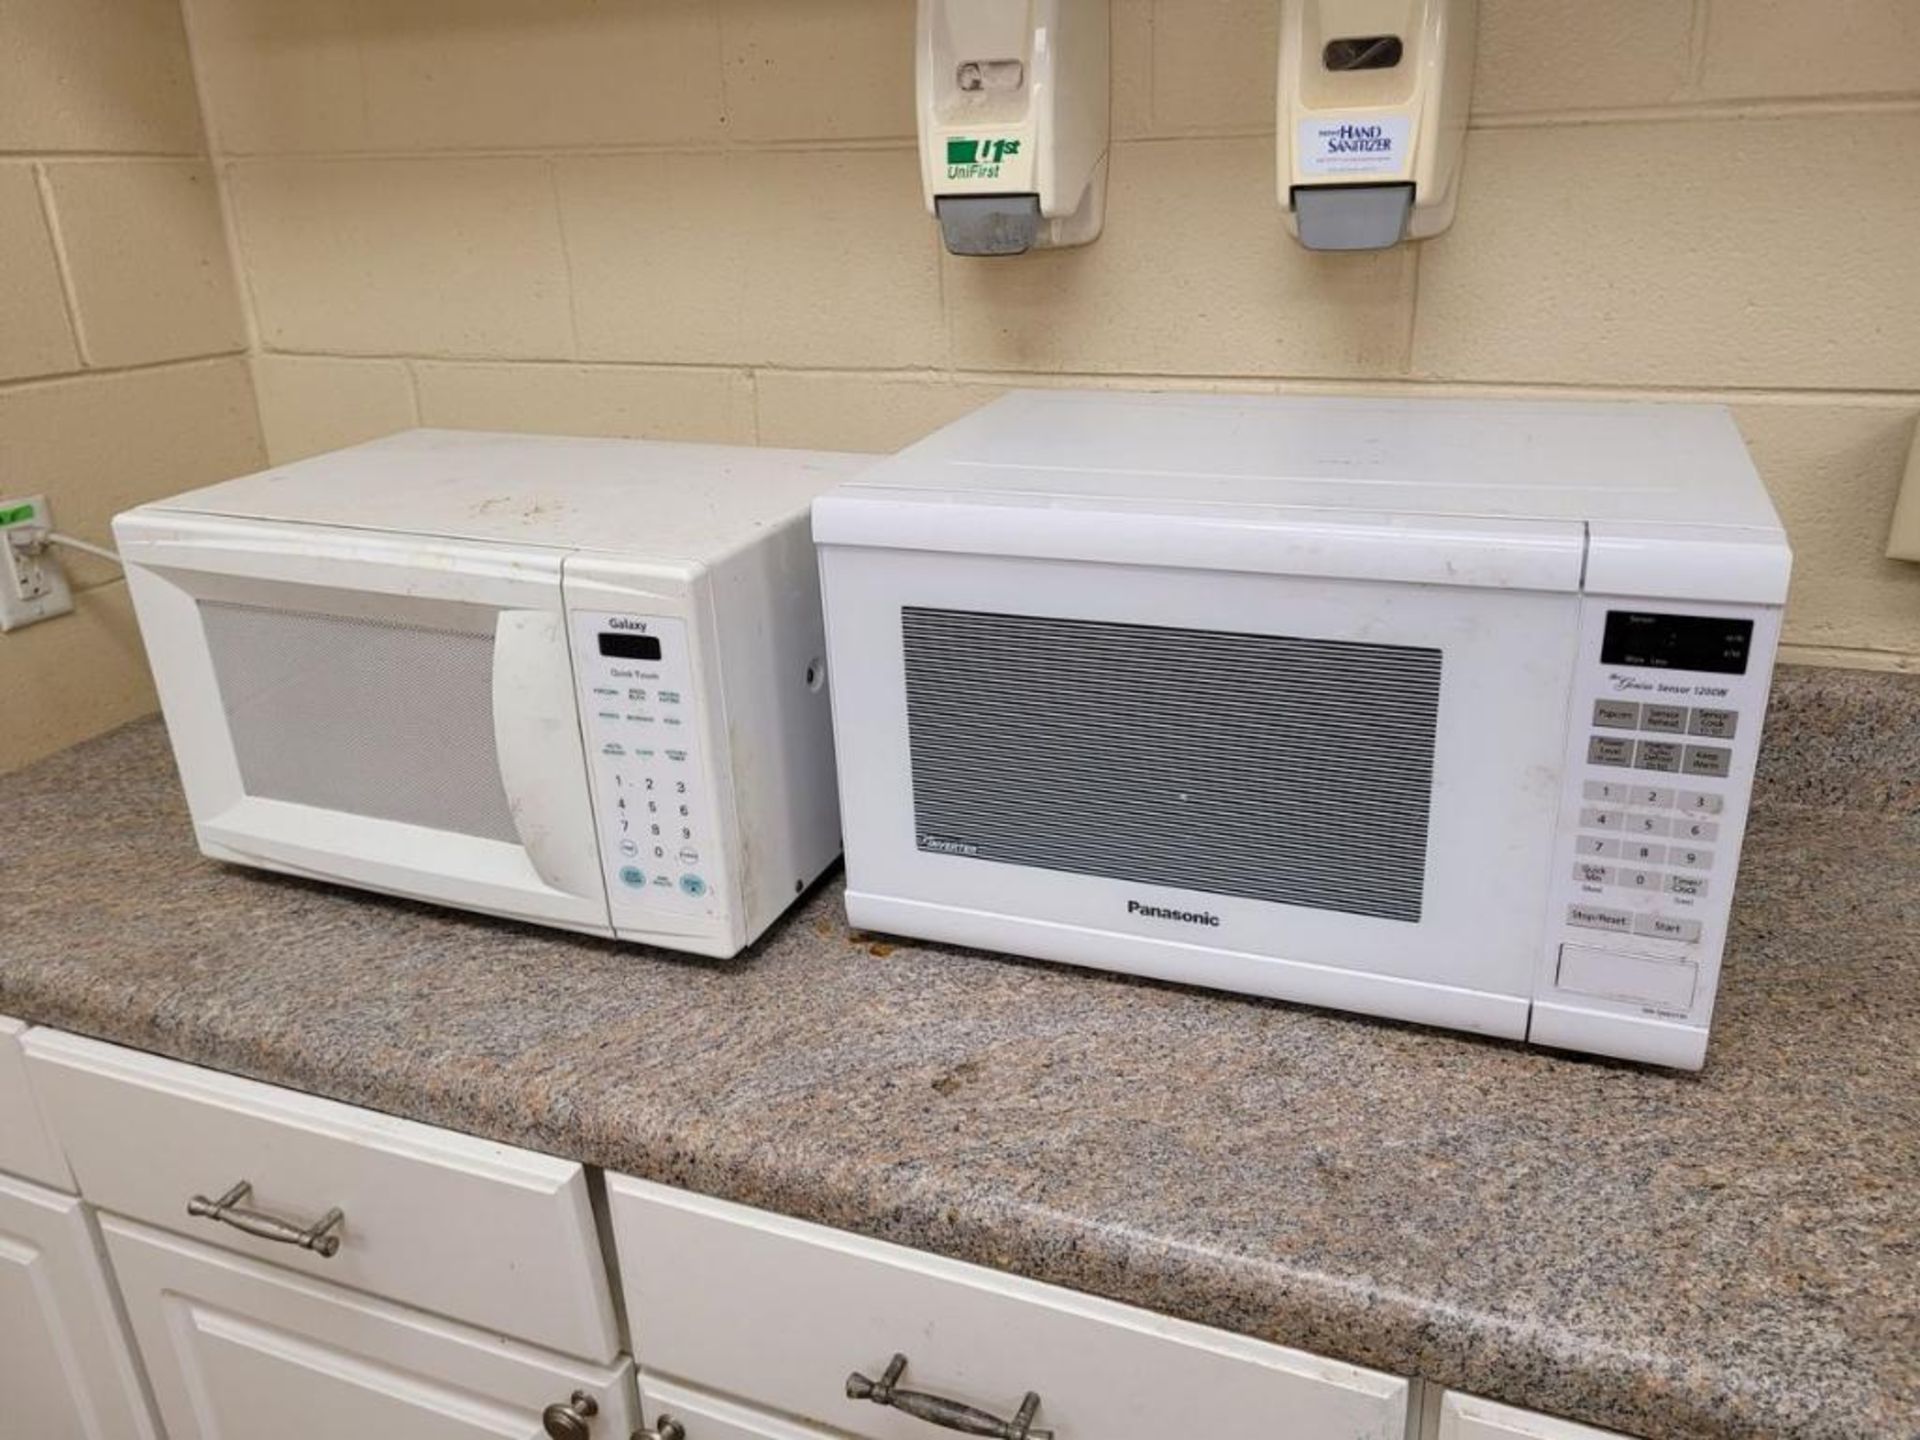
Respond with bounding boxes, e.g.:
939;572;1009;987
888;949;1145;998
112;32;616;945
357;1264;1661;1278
847;1354;1051;1440
542;1390;599;1440
633;1418;685;1440
186;1180;345;1258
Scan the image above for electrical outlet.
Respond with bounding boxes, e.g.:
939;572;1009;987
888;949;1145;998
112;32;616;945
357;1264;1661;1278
0;495;75;633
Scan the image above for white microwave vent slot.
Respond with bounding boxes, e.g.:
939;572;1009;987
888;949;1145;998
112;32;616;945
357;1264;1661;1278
901;607;1441;923
200;600;520;846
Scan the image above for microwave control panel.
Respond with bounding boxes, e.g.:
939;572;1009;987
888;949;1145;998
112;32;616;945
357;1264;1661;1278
1540;600;1777;1027
572;612;726;922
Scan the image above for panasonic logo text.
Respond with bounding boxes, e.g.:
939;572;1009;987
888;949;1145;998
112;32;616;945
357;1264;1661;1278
1127;899;1221;927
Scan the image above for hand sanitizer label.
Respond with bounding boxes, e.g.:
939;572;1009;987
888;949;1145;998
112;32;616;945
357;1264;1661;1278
1299;116;1412;177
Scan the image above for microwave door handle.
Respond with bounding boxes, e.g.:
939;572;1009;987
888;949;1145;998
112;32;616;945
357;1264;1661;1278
492;610;603;901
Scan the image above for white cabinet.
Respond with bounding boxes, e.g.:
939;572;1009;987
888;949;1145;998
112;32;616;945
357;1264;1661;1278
21;1026;641;1440
608;1174;1410;1440
24;1028;620;1361
0;1014;71;1188
104;1216;640;1440
640;1375;840;1440
0;1170;161;1440
1436;1391;1627;1439
8;1018;1629;1440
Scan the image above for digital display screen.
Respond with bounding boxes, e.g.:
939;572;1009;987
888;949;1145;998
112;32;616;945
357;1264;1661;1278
598;632;662;661
1600;611;1752;675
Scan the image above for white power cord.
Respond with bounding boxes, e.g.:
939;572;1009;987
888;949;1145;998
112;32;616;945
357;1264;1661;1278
43;531;121;566
5;524;121;567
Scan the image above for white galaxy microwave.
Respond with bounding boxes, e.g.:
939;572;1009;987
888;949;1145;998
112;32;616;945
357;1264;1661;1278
814;391;1792;1068
116;429;867;957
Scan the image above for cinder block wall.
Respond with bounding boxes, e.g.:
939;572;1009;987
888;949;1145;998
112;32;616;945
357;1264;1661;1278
184;0;1920;673
6;1;1918;777
0;0;263;772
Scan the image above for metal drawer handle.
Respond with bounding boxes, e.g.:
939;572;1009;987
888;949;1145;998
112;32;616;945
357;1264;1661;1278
847;1354;1051;1440
186;1180;345;1258
542;1391;598;1440
633;1418;685;1440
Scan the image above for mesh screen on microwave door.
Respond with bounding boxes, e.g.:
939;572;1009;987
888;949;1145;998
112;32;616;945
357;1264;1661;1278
901;607;1442;923
200;601;521;845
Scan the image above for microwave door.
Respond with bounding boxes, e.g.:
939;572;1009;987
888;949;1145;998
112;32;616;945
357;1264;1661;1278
116;515;612;936
820;531;1585;1036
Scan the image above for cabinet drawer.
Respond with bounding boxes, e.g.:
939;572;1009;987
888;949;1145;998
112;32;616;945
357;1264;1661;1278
25;1028;619;1361
1438;1392;1626;1440
642;1376;839;1440
104;1216;639;1440
0;1016;71;1189
608;1175;1409;1440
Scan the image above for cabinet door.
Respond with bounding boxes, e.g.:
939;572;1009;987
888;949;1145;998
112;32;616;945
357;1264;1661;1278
103;1215;639;1440
0;1172;159;1440
1439;1391;1626;1440
639;1375;838;1440
0;1015;71;1188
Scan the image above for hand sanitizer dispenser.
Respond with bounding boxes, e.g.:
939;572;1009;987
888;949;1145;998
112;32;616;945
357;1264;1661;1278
917;0;1110;256
1277;0;1476;250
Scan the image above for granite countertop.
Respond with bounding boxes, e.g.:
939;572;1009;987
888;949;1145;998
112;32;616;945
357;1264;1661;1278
1;668;1914;1440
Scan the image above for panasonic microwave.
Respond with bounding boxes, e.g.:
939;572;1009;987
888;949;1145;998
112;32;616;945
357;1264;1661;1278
116;429;867;957
813;391;1792;1068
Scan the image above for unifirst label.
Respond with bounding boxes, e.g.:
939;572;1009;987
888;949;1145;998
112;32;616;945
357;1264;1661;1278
1298;115;1412;177
940;133;1035;189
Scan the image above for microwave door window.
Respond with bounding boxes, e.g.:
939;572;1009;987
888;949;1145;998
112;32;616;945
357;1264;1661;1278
900;607;1442;924
198;600;521;844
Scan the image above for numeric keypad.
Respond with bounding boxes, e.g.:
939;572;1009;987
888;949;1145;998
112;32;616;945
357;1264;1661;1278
1567;777;1722;944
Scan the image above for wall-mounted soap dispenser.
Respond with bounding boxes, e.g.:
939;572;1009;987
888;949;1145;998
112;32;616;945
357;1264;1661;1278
917;0;1110;256
1277;0;1476;250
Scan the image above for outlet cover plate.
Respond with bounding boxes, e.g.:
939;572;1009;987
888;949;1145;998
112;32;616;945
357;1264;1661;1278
0;494;75;632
